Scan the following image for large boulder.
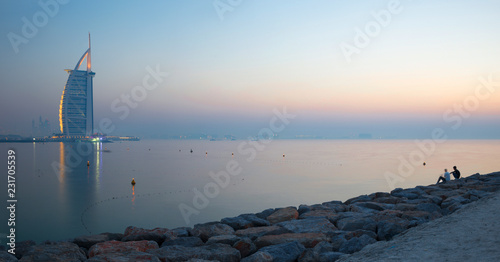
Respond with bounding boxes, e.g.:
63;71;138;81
148;243;240;262
298;209;338;220
338;235;376;254
19;242;86;262
192;222;235;242
161;236;204;247
122;226;174;245
267;207;299;224
235;226;289;240
255;233;328;248
375;216;410;241
277;217;337;234
344;195;371;205
87;251;160;262
243;241;305;262
206;235;241;246
221;216;253;230
299;241;344;262
232;238;257;258
88;240;159;257
239;214;271;227
73;232;123;249
336;217;377;232
11;240;35;259
0;251;18;262
321;201;347;212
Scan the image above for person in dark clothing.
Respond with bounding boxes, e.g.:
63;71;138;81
451;166;461;179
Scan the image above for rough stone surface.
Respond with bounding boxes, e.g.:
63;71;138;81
148;243;240;262
88;240;159;257
244;241;305;262
87;251;160;262
277;217;337;233
255;233;328;248
73;232;123;249
19;242;86;262
232;238;257;258
0;251;18;262
206;235;241;246
336;217;377;232
235;225;289;240
161;236;203;247
122;226;174;244
339;235;377;254
267;207;299;224
192;222;235;242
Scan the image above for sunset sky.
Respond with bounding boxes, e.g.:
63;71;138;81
1;0;499;138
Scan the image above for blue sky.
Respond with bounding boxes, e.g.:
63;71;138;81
1;0;499;138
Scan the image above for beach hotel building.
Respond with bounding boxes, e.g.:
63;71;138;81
59;34;95;138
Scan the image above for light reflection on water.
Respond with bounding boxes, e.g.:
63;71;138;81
0;139;498;242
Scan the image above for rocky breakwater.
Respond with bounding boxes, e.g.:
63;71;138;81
2;172;500;261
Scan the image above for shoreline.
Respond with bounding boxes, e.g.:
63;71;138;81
2;171;500;261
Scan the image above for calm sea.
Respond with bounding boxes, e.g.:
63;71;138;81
0;139;498;243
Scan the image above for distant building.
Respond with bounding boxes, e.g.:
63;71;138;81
59;34;95;137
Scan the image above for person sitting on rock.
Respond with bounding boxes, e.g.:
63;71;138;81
451;166;461;180
437;168;450;184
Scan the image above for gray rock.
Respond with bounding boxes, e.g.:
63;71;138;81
239;213;271;227
235;225;289;241
376;216;410;241
244;241;306;262
344;229;377;240
354;202;388;211
122;226;174;244
19;242;86;262
372;196;404;204
171;227;191;237
161;236;203;247
267;207;299;224
192;222;235;242
415;203;442;214
232;238;257;258
11;240;35;259
299;209;338;220
206;235;241;246
344;195;371;205
277;217;337;233
221;216;253;230
338;235;376;254
330;234;347;252
87;251;161;262
254;233;328;249
73;232;123;249
0;251;17;262
321;201;347;212
241;251;273;262
336;217;377;232
255;208;275;220
148;243;240;262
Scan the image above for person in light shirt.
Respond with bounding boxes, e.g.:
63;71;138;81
437;169;450;184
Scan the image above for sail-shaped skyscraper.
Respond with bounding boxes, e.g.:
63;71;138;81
59;34;95;137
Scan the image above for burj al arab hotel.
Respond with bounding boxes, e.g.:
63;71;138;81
59;34;95;137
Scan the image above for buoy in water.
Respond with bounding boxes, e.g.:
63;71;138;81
423;162;426;166
283;154;285;158
131;178;136;185
87;161;90;167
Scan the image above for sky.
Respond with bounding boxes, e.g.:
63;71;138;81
0;0;499;139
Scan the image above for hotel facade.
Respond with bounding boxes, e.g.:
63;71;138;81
59;35;95;137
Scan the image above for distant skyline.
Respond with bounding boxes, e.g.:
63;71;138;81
1;0;499;139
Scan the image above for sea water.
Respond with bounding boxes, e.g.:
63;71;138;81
0;139;498;242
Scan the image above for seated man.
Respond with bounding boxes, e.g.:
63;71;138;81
437;169;450;184
451;166;461;179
